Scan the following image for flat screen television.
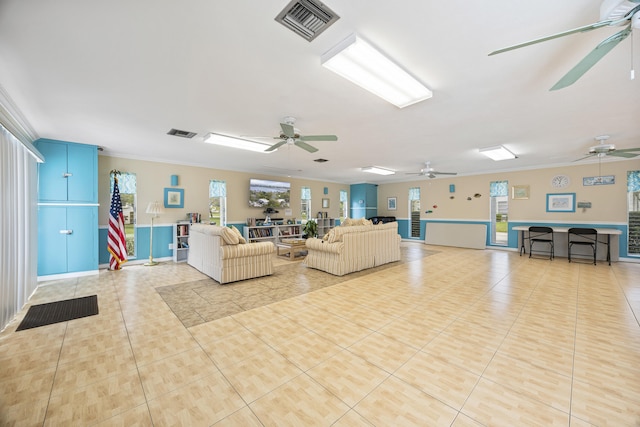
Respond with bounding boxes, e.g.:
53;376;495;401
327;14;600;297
249;178;291;209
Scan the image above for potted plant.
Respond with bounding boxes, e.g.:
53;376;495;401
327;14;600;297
302;220;317;239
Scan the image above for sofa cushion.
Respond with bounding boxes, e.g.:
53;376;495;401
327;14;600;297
230;225;246;244
326;224;373;243
220;226;240;245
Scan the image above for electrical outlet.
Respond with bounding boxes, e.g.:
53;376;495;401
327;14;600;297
168;243;174;250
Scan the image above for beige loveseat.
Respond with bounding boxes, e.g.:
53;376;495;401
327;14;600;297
187;224;274;284
304;220;401;276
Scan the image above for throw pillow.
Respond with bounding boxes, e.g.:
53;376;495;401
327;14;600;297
220;226;240;245
230;225;246;244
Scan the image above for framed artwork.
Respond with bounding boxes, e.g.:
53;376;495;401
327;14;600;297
164;188;184;208
583;175;615;186
546;193;575;212
512;185;530;200
387;197;397;211
322;198;330;208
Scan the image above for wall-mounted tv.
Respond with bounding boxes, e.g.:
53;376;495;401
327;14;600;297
249;178;291;209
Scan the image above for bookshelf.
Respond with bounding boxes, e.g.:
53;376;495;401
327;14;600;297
314;217;337;238
173;222;191;262
243;223;303;244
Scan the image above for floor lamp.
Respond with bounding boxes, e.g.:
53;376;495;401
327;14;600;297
145;201;164;266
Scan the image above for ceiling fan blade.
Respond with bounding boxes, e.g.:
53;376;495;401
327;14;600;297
428;173;436;179
433;172;457;176
265;140;287;152
280;123;296;138
609;151;638;158
614;147;640;153
488;20;613;56
294;140;318;153
573;153;597;162
550;24;632;90
300;135;338;142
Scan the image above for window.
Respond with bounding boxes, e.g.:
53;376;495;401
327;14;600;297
339;190;348;220
110;172;137;257
628;171;640;255
490;180;508;245
209;180;227;226
409;187;420;238
301;186;311;220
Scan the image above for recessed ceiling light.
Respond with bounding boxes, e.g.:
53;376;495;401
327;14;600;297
361;166;395;175
321;33;432;108
479;145;517;161
203;133;271;153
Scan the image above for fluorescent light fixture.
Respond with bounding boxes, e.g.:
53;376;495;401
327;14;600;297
479;145;517;161
361;166;396;175
321;33;432;108
203;132;271;153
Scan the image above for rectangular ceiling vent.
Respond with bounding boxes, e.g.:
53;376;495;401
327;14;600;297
275;0;339;42
167;128;197;138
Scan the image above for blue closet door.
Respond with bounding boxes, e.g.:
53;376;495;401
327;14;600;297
35;141;68;202
38;206;68;275
67;144;97;203
66;206;98;272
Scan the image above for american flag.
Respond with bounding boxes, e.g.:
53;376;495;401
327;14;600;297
108;177;128;270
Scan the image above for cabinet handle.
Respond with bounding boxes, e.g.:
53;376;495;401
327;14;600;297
63;172;73;178
59;229;73;235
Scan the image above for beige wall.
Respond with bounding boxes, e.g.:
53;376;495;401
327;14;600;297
98;156;349;226
378;159;639;223
99;155;638;226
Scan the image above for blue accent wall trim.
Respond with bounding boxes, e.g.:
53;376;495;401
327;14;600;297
99;225;173;264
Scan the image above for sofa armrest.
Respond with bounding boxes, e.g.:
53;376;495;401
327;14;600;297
221;242;274;260
305;238;343;254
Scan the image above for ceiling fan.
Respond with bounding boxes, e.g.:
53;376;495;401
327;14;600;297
406;162;457;179
489;0;640;90
575;135;640;160
262;117;337;153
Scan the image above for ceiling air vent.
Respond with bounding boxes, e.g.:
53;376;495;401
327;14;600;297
167;128;197;138
275;0;339;42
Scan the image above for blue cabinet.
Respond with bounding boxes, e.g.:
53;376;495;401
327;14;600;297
35;139;99;277
38;206;98;276
34;139;97;203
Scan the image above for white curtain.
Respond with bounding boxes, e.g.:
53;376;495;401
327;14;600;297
0;124;38;331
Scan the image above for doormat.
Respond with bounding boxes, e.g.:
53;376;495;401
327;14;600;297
16;295;98;331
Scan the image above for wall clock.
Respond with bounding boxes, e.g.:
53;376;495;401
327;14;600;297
551;174;570;188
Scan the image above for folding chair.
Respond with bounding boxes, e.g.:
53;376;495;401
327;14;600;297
529;226;554;260
568;228;597;265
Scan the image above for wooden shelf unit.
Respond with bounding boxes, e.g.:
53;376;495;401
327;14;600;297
173;222;190;262
243;223;303;244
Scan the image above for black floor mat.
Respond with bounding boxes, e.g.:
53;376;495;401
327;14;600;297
16;295;98;331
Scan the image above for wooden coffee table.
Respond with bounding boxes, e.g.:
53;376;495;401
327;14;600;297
277;238;307;260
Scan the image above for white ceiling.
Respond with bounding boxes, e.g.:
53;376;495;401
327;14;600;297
1;0;639;184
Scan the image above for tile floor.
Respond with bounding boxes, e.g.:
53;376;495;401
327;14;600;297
1;243;639;426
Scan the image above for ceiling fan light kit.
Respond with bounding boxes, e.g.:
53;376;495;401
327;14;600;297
479;145;517;161
321;33;433;108
203;133;272;153
361;166;396;175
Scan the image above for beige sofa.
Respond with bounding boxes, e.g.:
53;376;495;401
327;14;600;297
304;220;401;276
187;224;274;284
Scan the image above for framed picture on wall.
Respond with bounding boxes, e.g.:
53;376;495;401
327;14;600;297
388;197;397;210
164;188;184;208
546;193;575;212
512;185;529;200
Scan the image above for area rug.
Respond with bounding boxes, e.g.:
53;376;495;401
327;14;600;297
16;295;99;331
157;244;437;327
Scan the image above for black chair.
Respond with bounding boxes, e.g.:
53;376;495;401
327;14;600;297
529;226;554;260
568;228;597;265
